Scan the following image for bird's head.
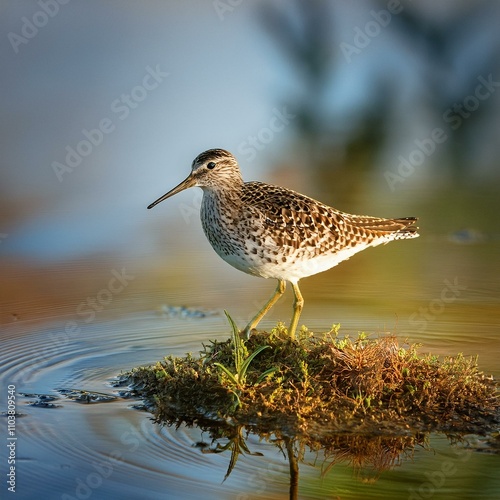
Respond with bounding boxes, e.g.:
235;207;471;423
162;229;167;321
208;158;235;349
147;149;243;209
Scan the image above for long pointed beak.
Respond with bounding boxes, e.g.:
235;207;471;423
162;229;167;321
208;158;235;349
147;173;197;209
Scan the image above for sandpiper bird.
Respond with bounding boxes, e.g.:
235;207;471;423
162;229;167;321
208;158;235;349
148;149;419;339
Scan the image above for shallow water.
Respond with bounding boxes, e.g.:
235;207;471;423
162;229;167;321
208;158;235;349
1;301;499;500
2;186;500;499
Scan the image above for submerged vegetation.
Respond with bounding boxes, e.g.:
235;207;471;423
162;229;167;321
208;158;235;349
126;316;499;437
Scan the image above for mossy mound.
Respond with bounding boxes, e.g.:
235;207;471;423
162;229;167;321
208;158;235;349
126;324;499;436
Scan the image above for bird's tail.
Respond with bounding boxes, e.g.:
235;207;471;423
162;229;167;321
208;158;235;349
344;215;419;241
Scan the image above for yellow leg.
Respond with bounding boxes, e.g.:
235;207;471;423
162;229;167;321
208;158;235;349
243;279;286;338
288;281;304;340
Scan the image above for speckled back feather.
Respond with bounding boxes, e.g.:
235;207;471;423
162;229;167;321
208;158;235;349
239;181;418;253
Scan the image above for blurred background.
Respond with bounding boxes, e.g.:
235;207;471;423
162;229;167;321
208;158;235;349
1;0;499;348
2;4;500;496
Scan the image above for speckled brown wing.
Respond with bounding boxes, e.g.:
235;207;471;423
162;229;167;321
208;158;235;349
240;182;346;255
240;182;419;255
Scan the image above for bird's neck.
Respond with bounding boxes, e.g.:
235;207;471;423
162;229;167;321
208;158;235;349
201;180;243;201
201;183;243;218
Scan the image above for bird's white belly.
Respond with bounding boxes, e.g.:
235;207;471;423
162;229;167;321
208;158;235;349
216;240;379;283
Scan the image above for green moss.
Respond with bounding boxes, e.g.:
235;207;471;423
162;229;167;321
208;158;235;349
125;322;499;436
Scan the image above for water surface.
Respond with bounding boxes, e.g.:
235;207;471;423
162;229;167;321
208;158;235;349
1;187;499;499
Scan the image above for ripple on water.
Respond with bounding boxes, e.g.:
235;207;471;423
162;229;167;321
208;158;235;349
0;312;289;499
1;312;499;499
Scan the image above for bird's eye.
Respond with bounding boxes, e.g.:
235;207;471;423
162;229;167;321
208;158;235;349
207;162;216;170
